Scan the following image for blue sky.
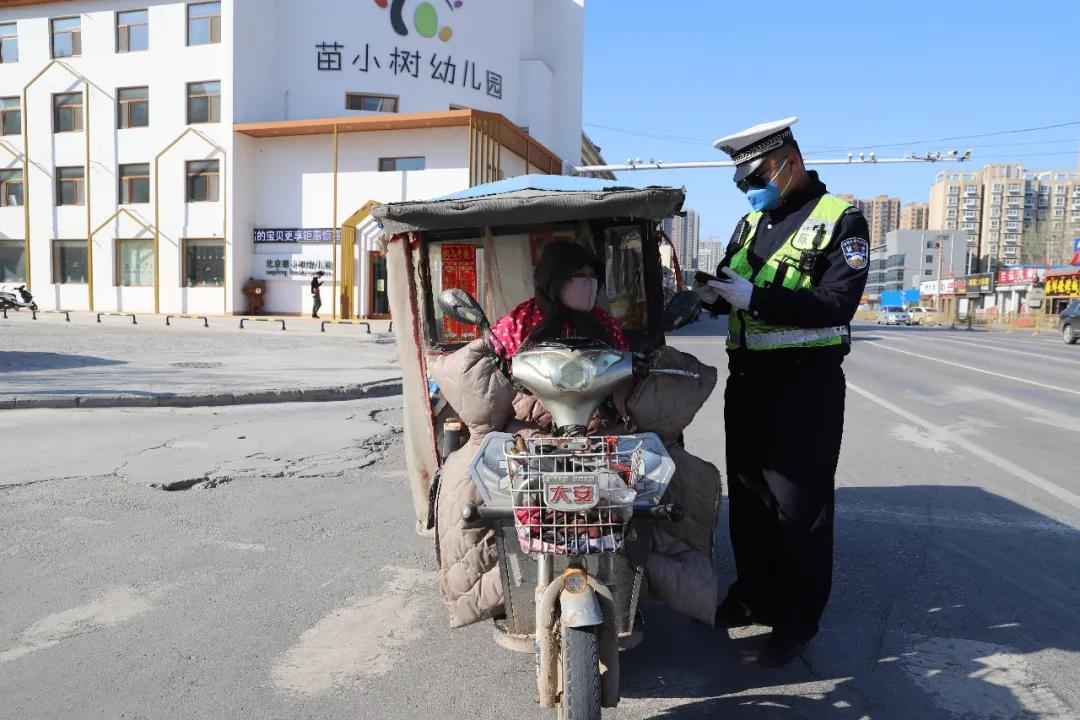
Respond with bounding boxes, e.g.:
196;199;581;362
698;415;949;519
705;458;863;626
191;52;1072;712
582;0;1080;241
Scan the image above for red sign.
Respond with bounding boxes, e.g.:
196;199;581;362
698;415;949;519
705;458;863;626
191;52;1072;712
544;478;599;511
441;244;477;341
996;267;1041;286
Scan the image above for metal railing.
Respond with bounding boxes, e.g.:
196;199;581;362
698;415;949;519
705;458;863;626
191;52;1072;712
165;314;209;328
97;312;137;325
321;318;371;333
239;316;285;330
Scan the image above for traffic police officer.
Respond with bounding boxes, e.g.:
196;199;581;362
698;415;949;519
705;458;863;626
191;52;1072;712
695;117;869;667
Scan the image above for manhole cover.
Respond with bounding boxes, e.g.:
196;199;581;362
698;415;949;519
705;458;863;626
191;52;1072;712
171;362;223;369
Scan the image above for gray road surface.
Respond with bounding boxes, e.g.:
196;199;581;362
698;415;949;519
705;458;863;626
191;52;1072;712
1;320;1078;719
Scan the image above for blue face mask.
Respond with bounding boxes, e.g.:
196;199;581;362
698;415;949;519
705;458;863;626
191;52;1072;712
742;159;789;212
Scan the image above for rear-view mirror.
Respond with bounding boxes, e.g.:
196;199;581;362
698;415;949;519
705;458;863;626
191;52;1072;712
438;288;490;333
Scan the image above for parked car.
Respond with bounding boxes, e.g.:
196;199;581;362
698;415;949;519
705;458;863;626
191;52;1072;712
1060;300;1080;345
908;307;943;326
876;306;911;326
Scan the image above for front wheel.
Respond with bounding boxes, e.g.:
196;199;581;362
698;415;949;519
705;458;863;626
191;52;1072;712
559;625;601;720
1065;324;1078;345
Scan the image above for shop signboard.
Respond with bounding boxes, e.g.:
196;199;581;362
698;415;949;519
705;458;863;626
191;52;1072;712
995;267;1041;287
954;273;994;297
1044;271;1080;298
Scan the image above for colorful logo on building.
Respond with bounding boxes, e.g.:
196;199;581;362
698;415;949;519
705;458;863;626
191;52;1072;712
375;0;462;42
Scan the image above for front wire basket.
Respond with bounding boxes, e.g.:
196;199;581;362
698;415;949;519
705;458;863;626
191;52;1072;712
504;435;643;555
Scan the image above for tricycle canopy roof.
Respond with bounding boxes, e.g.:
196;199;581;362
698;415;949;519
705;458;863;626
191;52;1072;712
371;174;686;235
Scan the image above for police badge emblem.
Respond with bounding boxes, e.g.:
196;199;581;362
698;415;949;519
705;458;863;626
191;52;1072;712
841;237;869;270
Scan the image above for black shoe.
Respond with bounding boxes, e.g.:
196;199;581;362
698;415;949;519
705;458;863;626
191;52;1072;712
715;594;755;628
312;314;319;319
757;631;811;668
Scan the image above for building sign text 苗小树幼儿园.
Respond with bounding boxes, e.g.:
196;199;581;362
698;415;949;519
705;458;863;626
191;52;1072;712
254;228;342;244
315;41;503;100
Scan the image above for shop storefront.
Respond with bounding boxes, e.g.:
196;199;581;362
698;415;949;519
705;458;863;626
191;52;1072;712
952;273;995;318
993;267;1044;316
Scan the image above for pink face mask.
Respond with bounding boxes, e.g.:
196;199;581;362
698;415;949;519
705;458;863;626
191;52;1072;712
560;277;598;312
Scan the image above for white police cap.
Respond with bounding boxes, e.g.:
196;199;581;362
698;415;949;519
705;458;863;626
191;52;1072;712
714;116;798;182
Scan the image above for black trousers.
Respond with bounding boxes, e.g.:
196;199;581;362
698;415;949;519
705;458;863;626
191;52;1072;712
312;292;322;317
724;357;846;640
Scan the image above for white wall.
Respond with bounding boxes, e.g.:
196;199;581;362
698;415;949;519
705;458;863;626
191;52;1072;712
0;0;584;315
231;0;584;164
0;0;232;314
239;128;469;315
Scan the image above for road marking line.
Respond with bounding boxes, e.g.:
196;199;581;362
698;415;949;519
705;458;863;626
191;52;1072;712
860;341;1080;398
847;381;1080;513
911;336;1080;365
879;331;1080;364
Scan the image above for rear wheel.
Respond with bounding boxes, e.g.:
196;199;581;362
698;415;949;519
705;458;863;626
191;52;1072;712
558;625;601;720
1065;324;1077;345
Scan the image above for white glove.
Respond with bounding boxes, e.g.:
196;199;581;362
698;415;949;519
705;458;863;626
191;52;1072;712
712;268;754;311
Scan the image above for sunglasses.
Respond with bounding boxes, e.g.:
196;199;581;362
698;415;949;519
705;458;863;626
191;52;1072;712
735;157;789;193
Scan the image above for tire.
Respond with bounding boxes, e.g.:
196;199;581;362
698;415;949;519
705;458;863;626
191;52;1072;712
559;625;601;720
1065;324;1078;345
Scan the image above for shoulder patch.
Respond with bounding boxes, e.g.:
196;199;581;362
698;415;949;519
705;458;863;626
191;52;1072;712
840;237;869;270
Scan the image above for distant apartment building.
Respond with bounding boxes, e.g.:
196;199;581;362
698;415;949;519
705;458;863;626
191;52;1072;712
835;193;901;246
661;208;700;271
929;163;1080;271
865;229;968;303
696;238;724;273
900;202;929;230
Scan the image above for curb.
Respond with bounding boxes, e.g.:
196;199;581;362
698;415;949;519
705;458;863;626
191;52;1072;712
3;378;403;411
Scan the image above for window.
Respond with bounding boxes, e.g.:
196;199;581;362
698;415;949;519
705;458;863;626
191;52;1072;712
1008;183;1021;193
1053;208;1065;218
0;168;23;206
0;22;17;63
1055;196;1066;206
0;97;20;135
925;269;933;276
115;238;153;286
925;254;934;263
947;197;958;206
53;92;83;133
56;166;84;206
992;183;1003;192
947;209;957;218
0;239;24;282
51;17;81;58
378;157;425;172
119;163;149;204
53;239;87;283
187;2;221;46
117;86;149;129
346;93;398;113
186;159;219;202
116;9;148;52
187;81;220;123
183;238;224;286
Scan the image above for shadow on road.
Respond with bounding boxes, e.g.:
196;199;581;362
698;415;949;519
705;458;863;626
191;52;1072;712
0;351;127;372
620;485;1080;719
